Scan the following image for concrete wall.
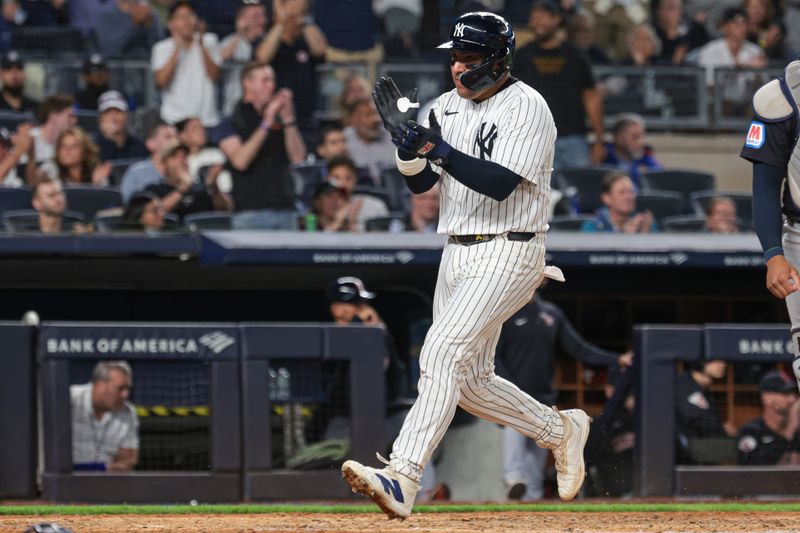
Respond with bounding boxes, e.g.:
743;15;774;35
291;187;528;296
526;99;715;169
648;133;751;192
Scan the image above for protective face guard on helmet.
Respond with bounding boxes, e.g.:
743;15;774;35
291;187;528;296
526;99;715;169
437;12;514;92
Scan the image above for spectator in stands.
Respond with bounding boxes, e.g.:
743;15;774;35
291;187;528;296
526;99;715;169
144;140;231;219
326;155;388;231
704;196;739;234
621;24;663;66
653;0;691;65
316;0;383;83
737;370;800;465
123;189;166;232
30;176;79;233
495;291;632;500
373;0;422;59
217;61;305;230
785;0;800;58
675;358;737;464
310;181;350;231
0;51;37;112
71;360;139;471
337;72;370;125
152;0;221;127
695;7;766;86
744;0;786;63
342;98;394;184
75;0;162;59
94;91;148;162
218;0;268;115
403;185;439;233
32;94;76;165
315;124;349;162
255;0;327;144
75;55;111;111
119;120;177;202
3;0;67;27
581;171;657;233
567;9;612;65
176;116;231;194
583;0;650;62
190;0;237;37
39;126;112;186
0;124;33;187
602;113;662;189
515;0;605;171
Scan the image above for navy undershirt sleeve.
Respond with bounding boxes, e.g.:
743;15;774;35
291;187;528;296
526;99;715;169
752;162;785;261
441;148;523;202
402;165;439;194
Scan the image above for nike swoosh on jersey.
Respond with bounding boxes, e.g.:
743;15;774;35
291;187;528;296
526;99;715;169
444;110;459;116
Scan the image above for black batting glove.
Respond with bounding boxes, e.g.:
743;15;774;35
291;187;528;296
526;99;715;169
395;109;452;166
372;76;418;134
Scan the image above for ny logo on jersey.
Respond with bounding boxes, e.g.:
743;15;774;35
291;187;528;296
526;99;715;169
454;23;466;37
474;122;498;160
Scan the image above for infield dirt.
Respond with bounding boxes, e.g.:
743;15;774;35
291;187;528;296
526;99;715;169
3;511;800;532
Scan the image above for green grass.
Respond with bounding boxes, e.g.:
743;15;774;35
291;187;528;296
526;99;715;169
2;502;800;516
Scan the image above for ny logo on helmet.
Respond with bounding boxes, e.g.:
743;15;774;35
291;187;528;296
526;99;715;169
454;23;466;37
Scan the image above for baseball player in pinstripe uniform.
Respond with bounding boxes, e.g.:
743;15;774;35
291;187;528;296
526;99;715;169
341;12;591;519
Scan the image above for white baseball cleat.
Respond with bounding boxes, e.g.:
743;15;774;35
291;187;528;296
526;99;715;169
551;408;591;500
341;458;419;520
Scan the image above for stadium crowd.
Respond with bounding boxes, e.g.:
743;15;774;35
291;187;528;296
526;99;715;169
0;0;794;234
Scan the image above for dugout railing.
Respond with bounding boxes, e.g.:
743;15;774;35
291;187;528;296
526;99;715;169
634;324;800;497
33;321;388;503
240;324;387;500
40;322;243;502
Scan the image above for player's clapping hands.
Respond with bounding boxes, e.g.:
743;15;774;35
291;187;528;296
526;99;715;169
372;77;418;133
392;109;452;165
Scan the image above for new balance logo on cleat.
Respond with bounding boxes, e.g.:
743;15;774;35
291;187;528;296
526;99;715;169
341;459;419;520
376;473;405;503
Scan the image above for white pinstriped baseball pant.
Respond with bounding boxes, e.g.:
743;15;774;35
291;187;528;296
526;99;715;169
781;222;800;390
389;235;566;482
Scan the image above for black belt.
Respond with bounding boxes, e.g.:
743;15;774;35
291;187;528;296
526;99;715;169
448;232;536;245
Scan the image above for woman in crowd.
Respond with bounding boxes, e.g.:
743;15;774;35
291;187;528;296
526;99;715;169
40;126;112;186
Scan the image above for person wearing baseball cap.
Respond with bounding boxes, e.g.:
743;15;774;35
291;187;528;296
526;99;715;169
95;90;148;161
142;140;231;220
326;276;383;325
736;370;800;465
0;50;37;113
75;54;110;111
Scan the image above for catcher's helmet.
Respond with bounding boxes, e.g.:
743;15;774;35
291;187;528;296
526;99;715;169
437;11;515;92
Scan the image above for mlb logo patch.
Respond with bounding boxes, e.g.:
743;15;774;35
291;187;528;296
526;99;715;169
745;121;765;148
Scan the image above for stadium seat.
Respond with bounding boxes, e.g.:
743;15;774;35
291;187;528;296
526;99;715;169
636;190;685;224
689;191;753;227
353;185;391;207
379;166;410;212
94;212;180;233
548;215;598;231
639;169;715;213
661;215;708;233
0;111;33;132
2;209;84;233
0;187;32;219
74;109;100;135
12;27;84;53
108;158;147;186
554;166;620;214
184;211;232;232
365;213;406;232
64;186;123;220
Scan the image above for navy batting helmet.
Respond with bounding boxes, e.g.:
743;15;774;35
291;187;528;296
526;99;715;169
437;11;515;92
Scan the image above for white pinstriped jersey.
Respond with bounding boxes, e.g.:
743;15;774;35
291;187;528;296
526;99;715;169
426;79;556;235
